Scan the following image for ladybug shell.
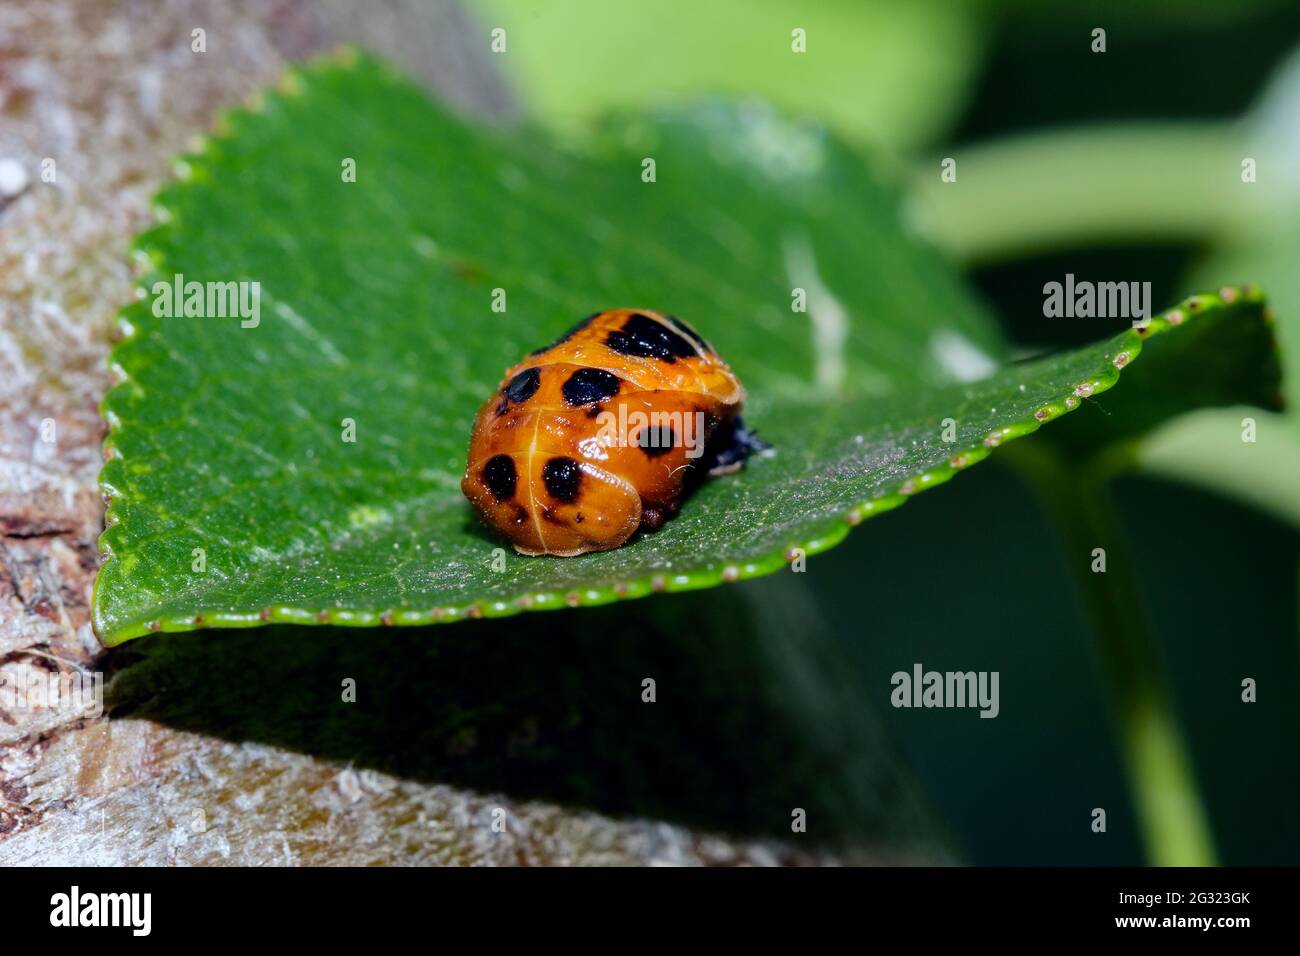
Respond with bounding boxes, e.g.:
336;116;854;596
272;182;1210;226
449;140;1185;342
461;309;744;556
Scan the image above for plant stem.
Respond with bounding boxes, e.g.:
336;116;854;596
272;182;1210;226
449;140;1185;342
1005;441;1217;866
909;122;1248;266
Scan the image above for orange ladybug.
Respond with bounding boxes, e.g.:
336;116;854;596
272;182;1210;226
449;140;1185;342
461;309;766;556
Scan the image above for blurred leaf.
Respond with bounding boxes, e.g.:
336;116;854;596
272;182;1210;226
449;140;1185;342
472;0;985;152
903;41;1300;525
1135;408;1300;526
94;52;1279;645
1193;44;1300;406
1170;43;1300;525
1168;228;1300;530
908;123;1244;266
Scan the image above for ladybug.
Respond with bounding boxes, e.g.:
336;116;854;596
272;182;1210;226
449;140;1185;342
461;309;767;556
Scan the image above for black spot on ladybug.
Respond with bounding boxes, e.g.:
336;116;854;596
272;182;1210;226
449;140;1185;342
503;367;541;404
482;454;517;502
665;315;712;354
563;367;622;406
637;426;676;458
543;456;582;502
606;312;696;363
530;312;600;356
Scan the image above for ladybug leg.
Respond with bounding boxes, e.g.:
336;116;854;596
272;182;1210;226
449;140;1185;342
704;415;771;477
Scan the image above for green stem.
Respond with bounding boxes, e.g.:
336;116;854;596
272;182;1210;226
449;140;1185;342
1005;441;1217;866
909;122;1250;266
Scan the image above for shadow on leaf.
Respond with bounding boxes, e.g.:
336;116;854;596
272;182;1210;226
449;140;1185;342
105;579;943;858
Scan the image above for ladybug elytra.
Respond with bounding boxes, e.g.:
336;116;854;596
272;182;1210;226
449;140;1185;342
461;309;766;556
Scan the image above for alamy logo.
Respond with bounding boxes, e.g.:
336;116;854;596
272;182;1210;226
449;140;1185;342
151;273;261;328
591;405;708;459
891;663;1000;718
0;666;103;718
50;886;151;936
1042;273;1151;323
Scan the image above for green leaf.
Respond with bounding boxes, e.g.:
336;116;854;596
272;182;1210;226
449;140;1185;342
94;51;1280;645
